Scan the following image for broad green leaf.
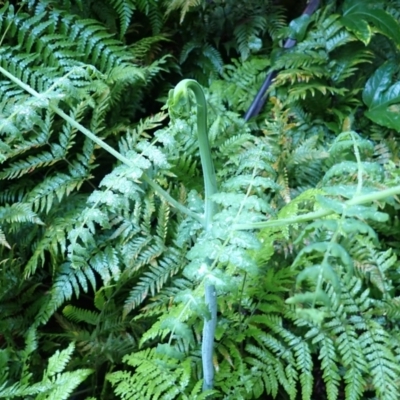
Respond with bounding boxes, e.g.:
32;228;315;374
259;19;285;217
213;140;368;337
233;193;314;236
160;317;193;342
363;62;400;131
156;344;185;360
329;243;354;272
293;242;354;274
288;14;311;42
343;0;400;48
340;218;377;238
362;62;396;107
248;35;262;51
340;16;371;45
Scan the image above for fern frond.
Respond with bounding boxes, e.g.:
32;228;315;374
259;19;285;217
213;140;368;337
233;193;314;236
165;0;202;23
106;0;135;37
0;340;92;400
24;196;87;278
0;203;43;226
108;348;212;399
361;321;400;400
123;247;184;316
233;15;267;60
62;305;99;325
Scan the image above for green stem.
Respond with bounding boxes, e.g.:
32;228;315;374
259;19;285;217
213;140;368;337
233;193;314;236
171;79;218;392
0;66;202;224
173;80;218;226
234;184;400;230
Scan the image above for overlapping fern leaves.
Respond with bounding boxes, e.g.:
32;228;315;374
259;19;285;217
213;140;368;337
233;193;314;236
166;0;285;84
0;330;92;399
2;0;400;399
0;0;174;394
108;2;400;399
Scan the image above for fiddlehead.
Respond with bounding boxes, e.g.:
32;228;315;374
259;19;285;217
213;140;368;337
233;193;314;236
170;79;218;391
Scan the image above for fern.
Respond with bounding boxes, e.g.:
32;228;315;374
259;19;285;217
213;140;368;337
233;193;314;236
165;0;202;23
107;0;136;37
0;332;92;399
1;0;400;399
108;348;216;399
234;15;267;61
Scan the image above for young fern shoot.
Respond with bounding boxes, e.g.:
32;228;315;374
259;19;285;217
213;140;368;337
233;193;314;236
170;79;219;391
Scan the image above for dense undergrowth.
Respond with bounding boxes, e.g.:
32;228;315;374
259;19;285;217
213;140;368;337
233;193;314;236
1;0;400;399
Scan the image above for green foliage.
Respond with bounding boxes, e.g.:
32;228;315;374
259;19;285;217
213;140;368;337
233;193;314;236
0;330;92;399
108;348;217;399
0;0;175;396
363;61;400;131
342;0;400;47
165;0;285;84
2;0;400;399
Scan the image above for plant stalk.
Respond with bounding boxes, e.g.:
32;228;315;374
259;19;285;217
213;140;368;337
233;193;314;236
172;79;218;392
234;185;400;230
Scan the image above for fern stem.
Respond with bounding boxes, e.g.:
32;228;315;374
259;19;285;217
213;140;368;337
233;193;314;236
234;184;400;230
203;283;217;391
54;107;203;222
172;80;218;225
350;131;363;196
171;79;218;392
0;66;202;224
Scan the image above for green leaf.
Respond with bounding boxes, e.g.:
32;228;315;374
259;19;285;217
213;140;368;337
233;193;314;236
362;62;396;108
341;16;371;45
248;35;262;51
45;343;74;378
295;308;325;324
344;205;388;222
316;195;344;214
343;0;400;48
296;264;341;293
286;289;330;307
288;14;311;42
362;62;400;131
